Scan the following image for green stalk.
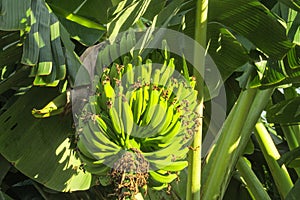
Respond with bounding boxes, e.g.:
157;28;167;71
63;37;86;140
281;126;300;150
281;87;300;147
201;88;274;200
232;88;274;171
280;87;300;175
201;88;257;200
236;157;271;200
186;0;208;199
254;121;293;199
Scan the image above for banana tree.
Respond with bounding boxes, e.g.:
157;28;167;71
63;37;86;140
1;0;300;199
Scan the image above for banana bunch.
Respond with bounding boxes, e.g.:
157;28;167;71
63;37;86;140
76;52;199;196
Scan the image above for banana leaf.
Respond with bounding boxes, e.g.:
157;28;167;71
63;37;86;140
286;179;300;200
278;0;300;12
0;0;31;31
278;146;300;168
0;87;92;192
266;96;300;124
1;0;82;87
250;45;300;88
208;0;294;59
46;0;107;46
107;0;153;39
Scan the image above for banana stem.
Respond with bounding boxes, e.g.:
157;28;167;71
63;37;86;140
186;0;208;199
201;88;257;199
280;87;300;175
281;126;300;175
254;121;293;199
236;157;271;200
201;87;274;200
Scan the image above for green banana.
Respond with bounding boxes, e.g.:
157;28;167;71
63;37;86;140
84;163;110;176
109;42;120;65
140;84;161;128
149;171;178;184
94;113;120;144
144;59;152;84
103;78;115;101
109;63;119;85
155;103;175;134
159;58;175;86
76;44;199;193
148;177;169;191
158;108;181;137
133;87;144;124
121;95;134;143
79;123;119;154
114;85;125;139
161;160;188;172
108;104;123;136
87;120;120;150
143;138;188;160
143;121;181;148
76;138;96;160
149;98;168;130
125;63;134;86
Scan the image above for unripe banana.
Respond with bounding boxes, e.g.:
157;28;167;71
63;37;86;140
121;96;134;141
149;171;178;184
76;46;199;194
161;160;188;172
159;58;175;86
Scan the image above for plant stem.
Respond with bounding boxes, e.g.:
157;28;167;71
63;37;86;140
201;88;257;200
186;0;208;199
254;120;293;199
236;157;271;200
201;88;274;200
280;87;300;175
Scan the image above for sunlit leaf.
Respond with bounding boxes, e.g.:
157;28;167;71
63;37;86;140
207;23;249;81
208;0;294;59
0;87;92;191
108;0;152;39
251;45;300;88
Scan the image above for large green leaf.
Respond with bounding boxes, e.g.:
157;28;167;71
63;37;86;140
47;0;120;24
272;2;300;44
286;179;300;200
250;45;300;88
278;146;300;168
0;154;10;184
1;0;83;87
209;0;294;59
207;23;249;80
164;0;294;83
47;0;107;45
107;0;152;39
56;17;105;46
266;96;300;124
0;87;92;192
278;0;300;12
0;0;30;31
0;31;22;69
